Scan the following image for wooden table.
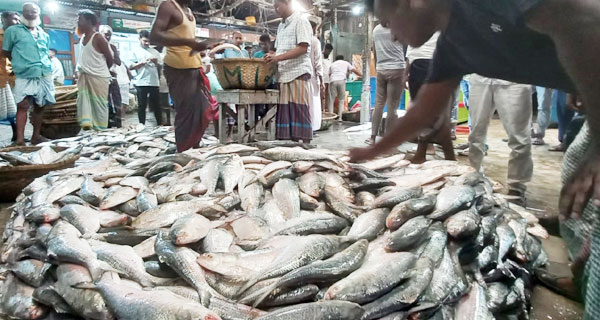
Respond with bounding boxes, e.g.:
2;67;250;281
215;89;279;144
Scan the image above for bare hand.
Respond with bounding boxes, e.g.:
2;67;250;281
559;148;600;221
348;146;378;163
265;53;278;64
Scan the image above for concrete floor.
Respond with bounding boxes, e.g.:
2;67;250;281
0;113;584;318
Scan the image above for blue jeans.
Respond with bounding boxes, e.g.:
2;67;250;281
554;90;574;143
461;78;471;129
535;87;553;138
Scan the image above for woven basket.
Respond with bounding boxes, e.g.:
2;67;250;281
0;146;80;202
213;58;277;90
39;96;79;139
319;112;338;131
342;110;361;123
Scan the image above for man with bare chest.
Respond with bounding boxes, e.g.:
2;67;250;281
150;0;217;152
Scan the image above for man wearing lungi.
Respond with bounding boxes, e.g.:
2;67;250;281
150;0;217;152
2;3;54;146
266;0;314;143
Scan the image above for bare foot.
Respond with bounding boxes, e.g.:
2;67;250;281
31;135;49;145
408;154;426;164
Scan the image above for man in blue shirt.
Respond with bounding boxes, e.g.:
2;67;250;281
223;31;249;58
2;2;55;145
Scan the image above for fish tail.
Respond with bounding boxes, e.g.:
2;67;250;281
198;288;212;307
90;260;123;281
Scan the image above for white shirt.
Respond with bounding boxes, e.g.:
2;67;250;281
373;25;405;70
275;11;313;83
329;60;354;83
322;56;332;84
406;32;440;62
50;56;65;85
310;36;323;81
78;33;111;78
131;46;160;87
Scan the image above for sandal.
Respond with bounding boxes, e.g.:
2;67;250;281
549;143;566;152
532;137;545;145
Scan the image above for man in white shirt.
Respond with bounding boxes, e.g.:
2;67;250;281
369;23;405;144
49;48;64;86
327;55;362;120
129;30;161;126
265;0;314;143
308;18;323;132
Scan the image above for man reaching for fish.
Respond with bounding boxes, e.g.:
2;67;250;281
150;0;219;152
349;0;600;313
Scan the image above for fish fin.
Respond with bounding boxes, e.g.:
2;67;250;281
237;278;259;299
72;281;96;289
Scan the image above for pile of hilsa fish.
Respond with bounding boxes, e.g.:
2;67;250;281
0;146;82;167
0;126;549;320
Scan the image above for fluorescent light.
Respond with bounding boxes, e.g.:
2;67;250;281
291;0;307;12
352;5;363;16
46;1;59;14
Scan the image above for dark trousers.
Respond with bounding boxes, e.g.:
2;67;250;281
408;59;431;98
159;92;171;126
554;90;574;143
136;86;161;125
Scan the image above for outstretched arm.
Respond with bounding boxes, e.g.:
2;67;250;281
349;77;460;161
526;0;600;218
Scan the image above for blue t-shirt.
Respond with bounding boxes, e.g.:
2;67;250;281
253;51;266;58
223;48;249;58
2;24;52;79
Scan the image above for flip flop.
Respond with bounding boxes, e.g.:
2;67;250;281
532;137;545;145
549;144;565;152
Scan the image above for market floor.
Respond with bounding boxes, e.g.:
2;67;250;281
0;114;584;318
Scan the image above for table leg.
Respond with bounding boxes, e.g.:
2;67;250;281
218;103;225;144
267;104;276;141
247;104;256;142
237;104;246;143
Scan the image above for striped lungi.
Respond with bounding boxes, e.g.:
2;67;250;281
0;84;16;125
276;74;312;142
164;65;211;152
77;73;110;130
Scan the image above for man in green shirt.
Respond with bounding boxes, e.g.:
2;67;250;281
253;34;272;59
2;2;54;145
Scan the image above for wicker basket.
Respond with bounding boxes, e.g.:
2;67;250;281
342;110;361;123
319;112;338;131
39;88;79;139
213;58;277;90
0;146;80;202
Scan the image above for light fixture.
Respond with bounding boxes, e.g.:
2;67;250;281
352;5;363;16
291;0;307;12
45;1;59;14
